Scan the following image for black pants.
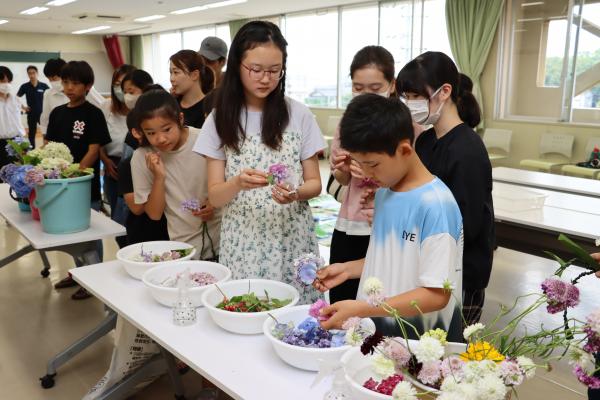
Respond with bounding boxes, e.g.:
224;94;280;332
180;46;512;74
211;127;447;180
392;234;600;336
26;112;40;147
0;139;12;169
590;353;600;399
328;229;370;303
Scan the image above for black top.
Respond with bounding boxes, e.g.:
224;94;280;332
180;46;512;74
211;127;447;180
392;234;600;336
17;81;49;115
45;101;111;202
180;98;206;129
415;123;495;291
117;156;169;245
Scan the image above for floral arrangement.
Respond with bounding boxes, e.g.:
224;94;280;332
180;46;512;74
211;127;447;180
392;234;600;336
131;246;193;263
0;138;92;199
340;234;600;399
266;163;289;185
271;316;347;348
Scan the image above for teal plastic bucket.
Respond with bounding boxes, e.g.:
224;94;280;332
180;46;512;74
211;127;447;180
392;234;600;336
34;174;93;234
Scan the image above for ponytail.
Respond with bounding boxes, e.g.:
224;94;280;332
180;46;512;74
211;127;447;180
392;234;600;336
199;64;215;95
456;72;481;128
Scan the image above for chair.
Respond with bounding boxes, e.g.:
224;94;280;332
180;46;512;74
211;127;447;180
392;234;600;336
483;128;512;161
324;115;342;158
561;137;600;179
519;133;574;172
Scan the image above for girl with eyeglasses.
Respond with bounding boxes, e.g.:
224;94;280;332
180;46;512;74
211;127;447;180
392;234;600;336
193;21;326;304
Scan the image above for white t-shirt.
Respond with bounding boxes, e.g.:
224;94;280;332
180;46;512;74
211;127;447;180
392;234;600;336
100;100;127;158
358;178;464;339
193;97;325;161
0;94;25;139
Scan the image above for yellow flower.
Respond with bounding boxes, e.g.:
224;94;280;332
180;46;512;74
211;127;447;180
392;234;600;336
460;341;505;362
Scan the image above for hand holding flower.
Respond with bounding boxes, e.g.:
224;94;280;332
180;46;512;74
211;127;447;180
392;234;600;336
312;263;349;292
192;200;215;222
236;168;268;190
319;300;366;330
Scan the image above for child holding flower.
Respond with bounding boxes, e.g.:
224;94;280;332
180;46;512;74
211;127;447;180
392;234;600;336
130;88;221;261
314;94;463;341
193;21;325;304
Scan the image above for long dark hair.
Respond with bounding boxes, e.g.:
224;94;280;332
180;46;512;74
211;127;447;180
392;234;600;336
396;52;481;128
214;20;289;153
170;50;215;96
111;64;136;115
134;88;183;147
350;46;395;83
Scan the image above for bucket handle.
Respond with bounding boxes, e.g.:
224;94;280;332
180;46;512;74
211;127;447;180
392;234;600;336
34;182;68;209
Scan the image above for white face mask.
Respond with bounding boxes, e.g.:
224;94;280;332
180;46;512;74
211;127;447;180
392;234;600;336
405;86;445;125
113;85;125;102
124;93;140;110
50;80;63;91
0;82;12;94
351;89;390;99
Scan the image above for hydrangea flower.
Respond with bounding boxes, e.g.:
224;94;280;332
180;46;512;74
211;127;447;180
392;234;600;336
0;164;18;183
41;142;74;163
181;198;201;213
24;168;45;187
391;381;418;400
8;165;35;198
39;157;70;172
293;253;324;286
413;336;444;364
308;299;329;321
463;323;485;341
266;163;289;185
541;278;580;314
418;360;442;385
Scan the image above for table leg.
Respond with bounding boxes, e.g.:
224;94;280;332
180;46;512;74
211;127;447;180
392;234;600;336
0;244;35;269
40;309;118;389
160;346;186;400
38;250;51;278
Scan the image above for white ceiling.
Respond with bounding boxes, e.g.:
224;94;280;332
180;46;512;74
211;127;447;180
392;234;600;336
0;0;366;36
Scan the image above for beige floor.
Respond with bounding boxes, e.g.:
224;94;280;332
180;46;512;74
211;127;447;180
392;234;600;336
0;163;596;399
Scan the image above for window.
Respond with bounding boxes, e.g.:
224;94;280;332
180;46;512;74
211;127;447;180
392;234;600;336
285;9;339;108
183;27;216;50
500;0;600;124
153;31;182;89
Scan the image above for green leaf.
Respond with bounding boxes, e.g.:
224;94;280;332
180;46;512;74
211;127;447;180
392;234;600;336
558;234;599;270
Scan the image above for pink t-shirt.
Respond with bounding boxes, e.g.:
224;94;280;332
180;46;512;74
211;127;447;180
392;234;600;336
330;125;372;236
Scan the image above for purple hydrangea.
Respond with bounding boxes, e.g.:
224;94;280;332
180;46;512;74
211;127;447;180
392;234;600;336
308;299;329;321
541;278;580;314
9;165;35;198
274;317;345;348
0;164;18;183
181;198;201;213
24;168;45;187
294;253;324;286
267;163;289;185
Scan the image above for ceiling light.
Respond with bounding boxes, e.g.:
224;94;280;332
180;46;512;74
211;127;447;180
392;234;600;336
72;25;111;34
20;7;49;15
46;0;78;6
517;17;543;22
134;15;166;22
0;19;8;25
171;0;247;15
521;2;544;6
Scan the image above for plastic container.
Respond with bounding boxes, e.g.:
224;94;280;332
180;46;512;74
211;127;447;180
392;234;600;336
493;186;547;212
34;175;93;233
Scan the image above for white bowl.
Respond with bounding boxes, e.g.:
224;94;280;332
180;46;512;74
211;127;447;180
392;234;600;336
263;304;375;371
117;241;196;280
142;261;231;307
201;279;300;335
340;340;467;399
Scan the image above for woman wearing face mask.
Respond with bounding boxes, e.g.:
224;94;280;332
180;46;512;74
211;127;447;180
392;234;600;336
396;52;494;327
100;64;136;233
0;66;25;168
120;69;154;159
327;46;396;303
169;50;215;129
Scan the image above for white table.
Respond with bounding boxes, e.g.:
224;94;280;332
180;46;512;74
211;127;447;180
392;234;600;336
71;262;331;400
492;167;600;198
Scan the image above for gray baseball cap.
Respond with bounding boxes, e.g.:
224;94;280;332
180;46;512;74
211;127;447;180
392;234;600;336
199;37;228;61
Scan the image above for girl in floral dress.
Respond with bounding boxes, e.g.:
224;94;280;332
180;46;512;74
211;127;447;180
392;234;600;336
193;21;325;304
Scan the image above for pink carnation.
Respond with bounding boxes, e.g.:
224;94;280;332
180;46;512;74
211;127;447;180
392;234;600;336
417;360;442;386
309;299;330;321
541;278;580;314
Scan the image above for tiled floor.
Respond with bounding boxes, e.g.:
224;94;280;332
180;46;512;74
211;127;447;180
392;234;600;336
0;161;596;399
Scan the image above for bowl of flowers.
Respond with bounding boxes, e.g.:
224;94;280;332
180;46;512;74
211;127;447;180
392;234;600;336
117;241;196;280
337;234;600;400
142;260;231;307
263;302;375;371
201;279;300;334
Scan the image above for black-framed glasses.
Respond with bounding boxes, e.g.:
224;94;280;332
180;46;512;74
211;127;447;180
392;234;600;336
241;63;285;81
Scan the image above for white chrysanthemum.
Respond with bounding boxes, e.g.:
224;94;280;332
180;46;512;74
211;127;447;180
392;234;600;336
371;353;395;379
463;323;485;340
413;336;444;364
475;374;507;400
516;356;536;379
569;347;595;373
440;376;461;392
42;142;73;163
440;377;478;400
462;360;500;382
344;328;363;346
457;382;478;399
39;157;69;171
363;277;384;296
391;381;418;400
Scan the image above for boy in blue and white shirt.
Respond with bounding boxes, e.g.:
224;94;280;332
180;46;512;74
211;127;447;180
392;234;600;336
315;94;463;340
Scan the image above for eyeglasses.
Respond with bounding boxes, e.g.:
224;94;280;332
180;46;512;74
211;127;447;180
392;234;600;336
241;64;285;81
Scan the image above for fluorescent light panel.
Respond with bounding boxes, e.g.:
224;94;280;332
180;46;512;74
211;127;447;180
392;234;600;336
134;15;166;22
517;17;543;22
0;19;8;25
521;2;544;6
171;0;247;15
20;7;49;15
72;25;111;34
46;0;78;6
